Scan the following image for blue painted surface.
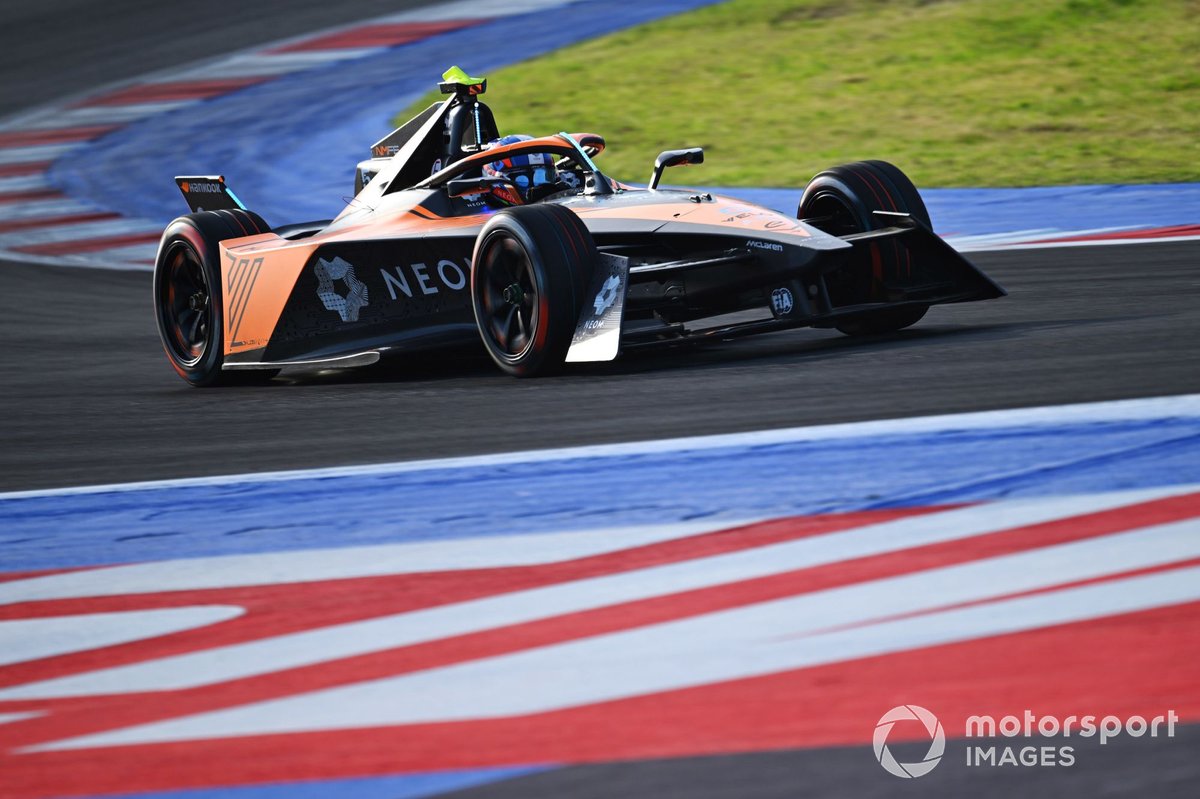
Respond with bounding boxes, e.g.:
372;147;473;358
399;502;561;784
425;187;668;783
94;765;547;799
51;0;726;227
692;183;1200;236
4;416;1199;571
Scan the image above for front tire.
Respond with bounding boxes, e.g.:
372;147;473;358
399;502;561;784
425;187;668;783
153;209;276;386
797;160;930;336
470;204;597;377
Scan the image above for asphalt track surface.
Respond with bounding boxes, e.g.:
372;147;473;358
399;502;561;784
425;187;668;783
2;2;1198;797
3;241;1199;492
0;0;436;119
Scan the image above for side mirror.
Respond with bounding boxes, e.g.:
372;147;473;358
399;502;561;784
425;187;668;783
648;147;704;190
446;176;512;198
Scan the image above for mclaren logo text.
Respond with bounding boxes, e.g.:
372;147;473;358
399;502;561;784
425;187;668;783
746;239;784;252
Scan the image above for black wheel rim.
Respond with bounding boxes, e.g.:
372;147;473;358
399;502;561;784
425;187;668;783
478;233;539;359
804;191;864;236
160;242;212;366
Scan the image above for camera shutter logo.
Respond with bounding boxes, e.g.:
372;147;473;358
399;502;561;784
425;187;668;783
873;705;945;778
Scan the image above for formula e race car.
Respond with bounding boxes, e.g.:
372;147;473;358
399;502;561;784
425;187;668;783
154;66;1004;386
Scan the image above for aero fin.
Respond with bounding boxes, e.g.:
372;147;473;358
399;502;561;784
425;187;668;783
175;176;246;213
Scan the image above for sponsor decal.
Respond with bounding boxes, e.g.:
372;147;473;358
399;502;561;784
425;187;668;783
718;204;770;225
379;259;469;301
490;184;524;206
559;170;582;190
185;181;224;194
874;705;945;778
314;256;369;322
746;239;784;253
593;274;621;315
770;287;794;315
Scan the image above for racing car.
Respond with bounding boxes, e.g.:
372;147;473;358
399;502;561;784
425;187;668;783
153;66;1004;386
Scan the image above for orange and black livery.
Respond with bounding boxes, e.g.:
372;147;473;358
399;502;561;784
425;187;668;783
153;66;1003;386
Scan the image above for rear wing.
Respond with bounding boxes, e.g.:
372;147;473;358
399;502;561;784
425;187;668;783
175;176;245;213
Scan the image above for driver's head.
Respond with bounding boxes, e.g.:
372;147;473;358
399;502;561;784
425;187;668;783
483;134;558;201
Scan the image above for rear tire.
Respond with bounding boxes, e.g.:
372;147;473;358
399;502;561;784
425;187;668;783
153;210;277;386
470;204;597;377
797;160;930;336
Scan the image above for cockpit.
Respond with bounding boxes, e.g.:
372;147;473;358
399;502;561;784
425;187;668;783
353;66;613;213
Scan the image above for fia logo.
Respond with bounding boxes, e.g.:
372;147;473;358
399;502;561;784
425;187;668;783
770;287;794;316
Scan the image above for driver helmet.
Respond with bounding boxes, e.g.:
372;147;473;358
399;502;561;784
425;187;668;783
483;134;558;200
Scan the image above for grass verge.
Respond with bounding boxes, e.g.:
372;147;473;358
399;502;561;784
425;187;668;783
395;0;1199;187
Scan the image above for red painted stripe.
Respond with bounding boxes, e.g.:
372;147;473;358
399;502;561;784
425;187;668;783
15;232;161;256
0;567;95;585
1027;224;1200;244
3;496;1194;760
78;77;268;107
0;189;62;204
270;19;484;53
0;212;119;234
0;126;117;147
0;161;51;178
2;599;1195;799
0;509;935;686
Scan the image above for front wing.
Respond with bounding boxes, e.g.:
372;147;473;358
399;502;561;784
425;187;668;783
566;213;1004;361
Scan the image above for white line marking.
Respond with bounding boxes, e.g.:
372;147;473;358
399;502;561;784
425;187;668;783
0;218;159;247
946;225;1141;250
0;248;155;271
242;0;572;57
0;198;94;221
0;486;1187;700
0;218;160;248
0;174;51;193
13;103;192;128
29;534;1200;747
0;143;77;165
372;0;572;23
0;519;756;607
0;606;244;668
0;712;43;726
959;233;1200;252
944;228;1062;246
3;393;1198;501
73;241;158;262
164;51;382;81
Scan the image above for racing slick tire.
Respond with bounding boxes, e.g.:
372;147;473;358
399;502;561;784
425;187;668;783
470;204;597;377
153;210;278;387
797;160;930;336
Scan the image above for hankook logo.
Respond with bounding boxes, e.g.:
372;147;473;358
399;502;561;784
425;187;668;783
873;705;945;778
